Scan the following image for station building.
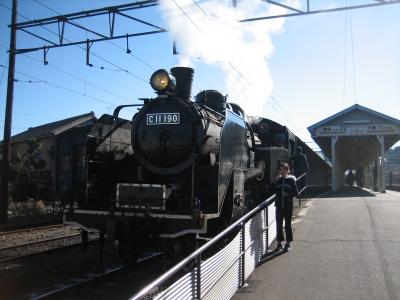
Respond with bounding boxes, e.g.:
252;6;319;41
308;104;400;192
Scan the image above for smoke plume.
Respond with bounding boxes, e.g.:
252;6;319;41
159;0;296;116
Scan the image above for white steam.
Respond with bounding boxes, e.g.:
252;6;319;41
159;0;296;116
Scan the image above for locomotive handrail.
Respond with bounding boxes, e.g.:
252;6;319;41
129;194;276;300
112;104;143;119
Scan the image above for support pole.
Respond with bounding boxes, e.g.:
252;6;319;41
377;135;386;193
80;229;89;251
1;0;17;225
331;136;339;191
98;230;105;266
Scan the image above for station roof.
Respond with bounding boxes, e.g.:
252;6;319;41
308;104;400;132
308;104;400;168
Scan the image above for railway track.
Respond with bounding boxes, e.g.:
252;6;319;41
0;225;98;263
30;252;163;300
0;224;65;235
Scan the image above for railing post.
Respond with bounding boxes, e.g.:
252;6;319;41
240;222;245;287
196;254;201;299
265;205;269;253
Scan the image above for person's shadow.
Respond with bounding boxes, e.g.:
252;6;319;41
257;247;287;267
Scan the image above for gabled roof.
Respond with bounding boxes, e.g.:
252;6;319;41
7;112;96;144
308;104;400;132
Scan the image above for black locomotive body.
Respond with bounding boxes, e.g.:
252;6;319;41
64;67;296;258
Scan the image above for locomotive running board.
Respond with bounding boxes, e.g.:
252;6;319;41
70;209;193;219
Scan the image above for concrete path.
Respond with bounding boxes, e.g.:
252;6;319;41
233;188;400;300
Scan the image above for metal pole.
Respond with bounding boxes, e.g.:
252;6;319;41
265;206;269;252
196;254;201;299
1;0;17;225
240;222;245;286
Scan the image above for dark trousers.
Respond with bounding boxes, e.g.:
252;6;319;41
276;205;293;242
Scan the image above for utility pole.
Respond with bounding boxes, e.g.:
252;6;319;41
1;0;17;224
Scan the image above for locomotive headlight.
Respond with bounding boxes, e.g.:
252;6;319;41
150;69;176;93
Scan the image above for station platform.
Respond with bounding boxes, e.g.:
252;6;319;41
233;187;400;300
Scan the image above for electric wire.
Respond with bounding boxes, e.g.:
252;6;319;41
342;0;348;108
0;59;8;86
14;69;125;107
349;0;357;103
342;0;358;107
20;52;133;104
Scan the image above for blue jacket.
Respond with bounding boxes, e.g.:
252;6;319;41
270;175;298;209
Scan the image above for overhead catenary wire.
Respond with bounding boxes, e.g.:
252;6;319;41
0;2;149;83
349;0;357;103
0;43;136;105
190;0;311;140
2;1;312;144
172;0;253;87
192;0;250;71
32;0;156;71
342;0;358;108
342;1;348;108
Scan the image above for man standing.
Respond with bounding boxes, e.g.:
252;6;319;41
270;163;298;251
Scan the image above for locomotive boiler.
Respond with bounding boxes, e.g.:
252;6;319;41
64;67;296;260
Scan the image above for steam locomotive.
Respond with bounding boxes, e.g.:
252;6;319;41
64;67;296;259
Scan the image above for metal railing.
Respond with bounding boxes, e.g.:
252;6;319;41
131;172;308;300
296;172;307;206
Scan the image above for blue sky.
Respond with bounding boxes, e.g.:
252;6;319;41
0;0;399;150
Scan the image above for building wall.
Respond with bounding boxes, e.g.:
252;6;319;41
9;124;94;200
56;125;93;200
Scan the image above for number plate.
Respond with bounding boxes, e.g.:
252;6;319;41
146;113;180;125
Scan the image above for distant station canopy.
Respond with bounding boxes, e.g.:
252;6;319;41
308;104;400;192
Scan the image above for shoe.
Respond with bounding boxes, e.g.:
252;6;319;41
275;242;283;251
283;243;291;252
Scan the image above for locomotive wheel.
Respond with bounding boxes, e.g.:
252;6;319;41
167;236;195;261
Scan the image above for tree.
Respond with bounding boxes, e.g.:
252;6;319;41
11;139;51;201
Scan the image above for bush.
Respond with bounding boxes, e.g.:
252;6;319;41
8;199;63;216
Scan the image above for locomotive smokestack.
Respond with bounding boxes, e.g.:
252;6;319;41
171;67;194;99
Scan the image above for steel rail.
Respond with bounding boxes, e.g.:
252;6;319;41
0;224;65;235
0;232;83;252
0;236;98;264
31;251;162;300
